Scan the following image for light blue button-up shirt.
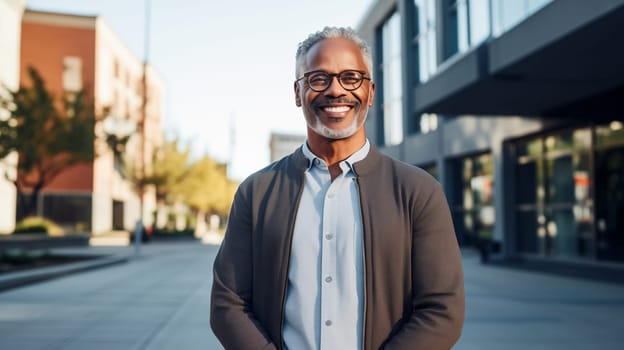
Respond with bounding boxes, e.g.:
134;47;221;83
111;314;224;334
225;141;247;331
283;140;369;350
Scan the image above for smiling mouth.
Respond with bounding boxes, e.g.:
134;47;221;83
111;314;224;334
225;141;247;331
322;106;352;113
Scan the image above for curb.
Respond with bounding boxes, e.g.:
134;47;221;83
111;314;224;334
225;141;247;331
0;254;129;292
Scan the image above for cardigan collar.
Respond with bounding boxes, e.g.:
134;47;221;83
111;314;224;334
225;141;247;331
290;142;382;178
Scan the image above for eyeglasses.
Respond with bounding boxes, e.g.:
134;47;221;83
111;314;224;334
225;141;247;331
296;70;371;92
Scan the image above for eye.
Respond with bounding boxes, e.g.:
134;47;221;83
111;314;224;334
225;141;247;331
308;73;330;86
340;71;362;85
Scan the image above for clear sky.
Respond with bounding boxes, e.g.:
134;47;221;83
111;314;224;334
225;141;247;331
26;0;375;181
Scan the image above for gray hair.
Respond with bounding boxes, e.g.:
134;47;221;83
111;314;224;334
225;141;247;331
295;26;373;78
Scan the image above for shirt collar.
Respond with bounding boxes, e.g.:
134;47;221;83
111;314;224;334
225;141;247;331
302;139;370;175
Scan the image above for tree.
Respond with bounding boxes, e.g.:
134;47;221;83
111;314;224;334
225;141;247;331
147;141;237;217
179;156;236;217
118;137;236;223
143;137;192;203
0;66;95;217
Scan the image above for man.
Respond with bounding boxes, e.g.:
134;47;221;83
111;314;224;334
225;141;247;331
211;27;464;350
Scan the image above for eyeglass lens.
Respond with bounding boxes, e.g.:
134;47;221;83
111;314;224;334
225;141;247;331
307;70;365;91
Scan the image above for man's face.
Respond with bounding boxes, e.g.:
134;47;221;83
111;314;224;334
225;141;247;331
295;38;375;140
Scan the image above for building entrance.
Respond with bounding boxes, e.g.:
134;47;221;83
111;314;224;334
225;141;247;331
514;127;593;259
595;145;624;262
514;121;624;263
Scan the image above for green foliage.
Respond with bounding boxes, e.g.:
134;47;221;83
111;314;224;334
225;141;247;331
146;138;192;201
124;137;237;217
177;156;236;216
13;216;64;236
0;66;96;216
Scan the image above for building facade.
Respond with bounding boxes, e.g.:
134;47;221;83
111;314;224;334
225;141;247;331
19;10;165;234
269;132;306;163
358;0;624;265
0;0;25;234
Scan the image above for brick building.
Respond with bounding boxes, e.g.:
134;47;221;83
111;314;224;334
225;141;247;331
18;9;165;234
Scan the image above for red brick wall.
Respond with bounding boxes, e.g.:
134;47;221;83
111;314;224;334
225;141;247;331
20;19;96;191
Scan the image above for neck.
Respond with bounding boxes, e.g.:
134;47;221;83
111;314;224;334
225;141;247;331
306;128;366;167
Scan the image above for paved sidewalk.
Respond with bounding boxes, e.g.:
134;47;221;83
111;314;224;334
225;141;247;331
0;241;222;350
457;250;624;350
0;243;623;349
0;245;130;292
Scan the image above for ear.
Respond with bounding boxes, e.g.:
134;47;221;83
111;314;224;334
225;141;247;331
368;81;375;107
294;81;302;107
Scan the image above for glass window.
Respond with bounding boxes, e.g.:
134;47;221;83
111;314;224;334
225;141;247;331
515;127;594;259
62;56;82;92
457;0;469;53
545;131;573;153
527;0;553;14
516;210;539;253
518;138;542;159
492;0;553;37
380;12;404;145
493;0;524;35
446;0;491;59
43;194;92;231
414;0;438;82
419;113;438;133
546;155;574;204
469;0;491;45
596;121;624;147
594;123;624;262
451;152;494;246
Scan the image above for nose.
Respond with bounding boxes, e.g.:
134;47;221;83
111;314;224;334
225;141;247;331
323;75;346;97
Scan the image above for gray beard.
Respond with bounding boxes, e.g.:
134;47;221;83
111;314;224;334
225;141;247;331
308;113;367;140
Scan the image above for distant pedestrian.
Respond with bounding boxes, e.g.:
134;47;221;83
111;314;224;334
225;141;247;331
210;26;464;349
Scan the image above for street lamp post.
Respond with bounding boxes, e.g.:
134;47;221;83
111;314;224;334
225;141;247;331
135;0;152;256
101;1;151;255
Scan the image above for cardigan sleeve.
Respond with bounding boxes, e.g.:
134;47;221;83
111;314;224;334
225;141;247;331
384;183;465;350
210;184;278;350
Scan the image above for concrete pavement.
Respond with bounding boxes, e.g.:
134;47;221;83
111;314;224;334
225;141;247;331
0;242;623;349
0;242;222;350
457;250;624;350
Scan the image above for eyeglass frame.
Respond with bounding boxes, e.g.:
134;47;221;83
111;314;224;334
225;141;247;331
295;69;372;92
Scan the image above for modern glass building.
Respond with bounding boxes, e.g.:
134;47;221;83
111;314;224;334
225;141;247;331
357;0;624;266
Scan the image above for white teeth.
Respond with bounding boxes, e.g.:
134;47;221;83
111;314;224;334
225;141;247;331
323;106;350;113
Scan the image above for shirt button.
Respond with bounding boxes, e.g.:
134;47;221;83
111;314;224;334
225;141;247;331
325;320;332;326
325;234;333;240
325;276;333;283
327;193;334;199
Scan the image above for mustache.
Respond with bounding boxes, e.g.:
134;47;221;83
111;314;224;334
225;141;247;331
312;97;359;107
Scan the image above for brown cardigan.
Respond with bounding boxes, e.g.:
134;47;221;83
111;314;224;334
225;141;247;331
211;145;464;349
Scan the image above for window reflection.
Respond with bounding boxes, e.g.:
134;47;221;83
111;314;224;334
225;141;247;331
414;0;438;82
596;121;624;146
469;0;491;45
515;127;594;259
413;0;554;82
452;152;494;246
418;113;438;134
594;121;624;262
492;0;553;37
449;0;491;55
380;12;403;145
